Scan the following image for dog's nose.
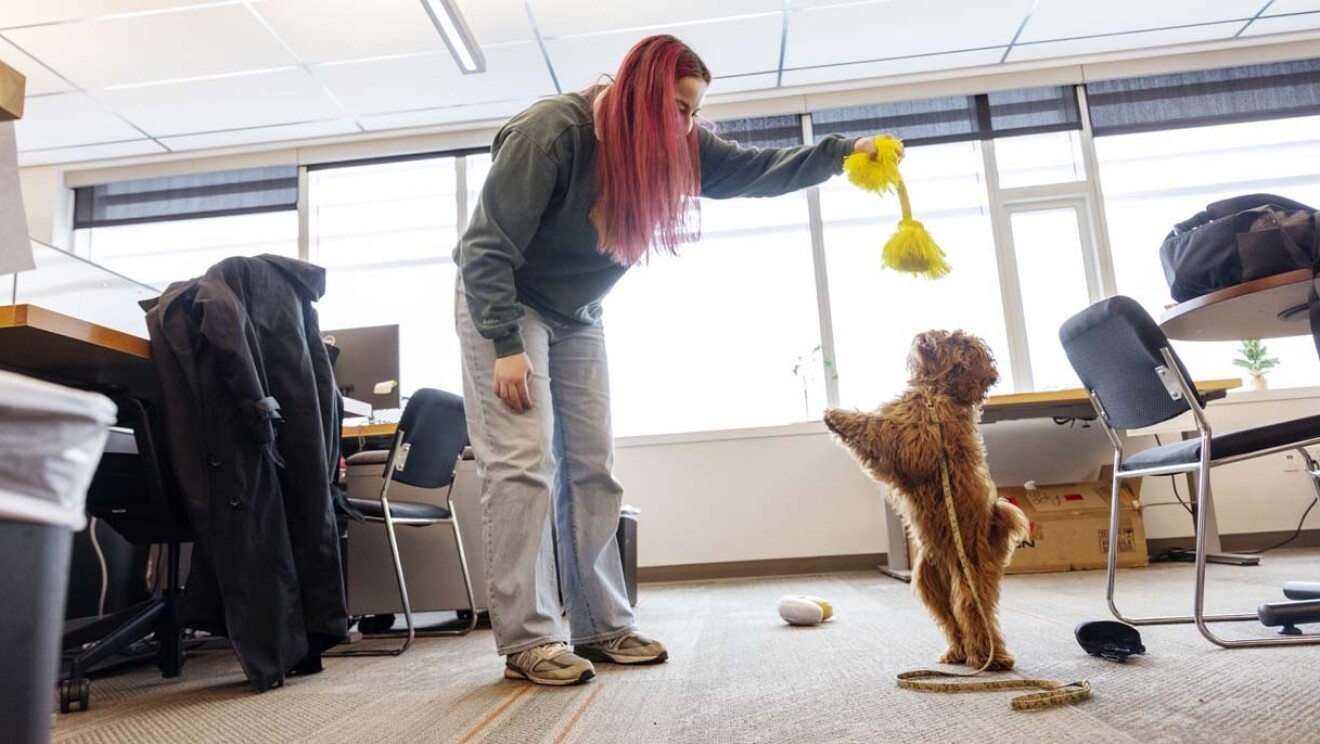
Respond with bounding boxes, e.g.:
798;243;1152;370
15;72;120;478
823;413;839;434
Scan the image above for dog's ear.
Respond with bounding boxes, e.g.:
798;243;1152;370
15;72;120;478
945;331;999;402
908;330;950;380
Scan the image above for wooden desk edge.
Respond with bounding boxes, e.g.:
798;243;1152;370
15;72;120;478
1158;269;1312;327
341;422;397;439
0;304;151;359
984;378;1241;409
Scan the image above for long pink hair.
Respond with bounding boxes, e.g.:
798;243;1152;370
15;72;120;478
592;35;711;265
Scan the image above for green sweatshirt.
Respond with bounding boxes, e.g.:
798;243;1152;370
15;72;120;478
455;92;856;357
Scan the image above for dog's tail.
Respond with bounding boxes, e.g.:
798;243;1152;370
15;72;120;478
991;498;1031;563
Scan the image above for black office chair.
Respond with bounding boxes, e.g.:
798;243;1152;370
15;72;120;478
329;388;477;657
60;395;191;712
1059;295;1320;648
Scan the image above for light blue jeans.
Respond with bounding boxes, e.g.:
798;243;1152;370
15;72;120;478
455;285;635;655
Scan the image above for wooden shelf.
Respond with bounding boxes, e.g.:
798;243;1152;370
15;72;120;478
0;57;25;121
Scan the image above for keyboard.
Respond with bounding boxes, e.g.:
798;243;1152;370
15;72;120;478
371;407;403;425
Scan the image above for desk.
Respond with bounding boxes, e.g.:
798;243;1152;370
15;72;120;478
342;421;397;441
981;379;1240;424
0;304;156;396
1;304;391;449
877;379;1242;581
0;303;150;367
1159;271;1320;566
1160;268;1312;341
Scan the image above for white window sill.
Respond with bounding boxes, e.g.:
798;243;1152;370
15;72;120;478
613;385;1320;449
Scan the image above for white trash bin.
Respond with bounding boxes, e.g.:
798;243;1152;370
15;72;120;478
0;371;116;742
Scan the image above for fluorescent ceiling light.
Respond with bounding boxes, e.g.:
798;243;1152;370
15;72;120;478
419;0;487;74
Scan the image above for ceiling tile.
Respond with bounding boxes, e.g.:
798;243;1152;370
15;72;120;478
1241;11;1320;35
13;91;144;149
17;138;166;166
97;68;344;136
1264;0;1320;12
1018;0;1262;43
0;35;73;94
781;48;1005;87
253;0;445;65
706;72;780;96
358;99;529;131
545;15;783;93
0;0;211;29
1007;22;1243;63
316;43;554;116
159;118;359;150
529;0;782;38
454;0;537;45
785;0;1033;69
4;4;296;89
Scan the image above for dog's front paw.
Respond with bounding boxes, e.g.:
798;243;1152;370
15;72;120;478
966;651;1015;671
937;647;966;665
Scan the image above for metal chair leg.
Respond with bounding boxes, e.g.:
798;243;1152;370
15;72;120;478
1107;466;1255;628
1191;469;1320;647
328;438;417;657
1106;460;1320;646
417;485;477;636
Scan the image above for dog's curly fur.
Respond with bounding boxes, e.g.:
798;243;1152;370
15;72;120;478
825;330;1029;671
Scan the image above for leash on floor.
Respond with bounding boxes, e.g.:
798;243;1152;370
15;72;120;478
894;402;1091;712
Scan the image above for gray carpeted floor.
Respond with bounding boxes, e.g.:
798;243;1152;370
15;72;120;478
52;549;1320;743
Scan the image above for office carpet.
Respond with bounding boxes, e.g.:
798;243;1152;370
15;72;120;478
51;549;1320;743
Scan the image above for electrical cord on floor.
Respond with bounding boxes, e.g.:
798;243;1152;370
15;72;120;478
89;517;108;618
1147;435;1319;556
1240;497;1318;555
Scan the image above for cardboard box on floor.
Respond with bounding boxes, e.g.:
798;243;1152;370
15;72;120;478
1002;476;1148;575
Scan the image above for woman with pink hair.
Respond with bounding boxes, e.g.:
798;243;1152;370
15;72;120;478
455;34;889;686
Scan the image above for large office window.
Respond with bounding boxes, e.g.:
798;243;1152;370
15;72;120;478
308;155;468;399
74;211;299;289
1095;114;1320;389
602;118;827;437
72;166;300;288
604;177;824;437
816;139;1011;409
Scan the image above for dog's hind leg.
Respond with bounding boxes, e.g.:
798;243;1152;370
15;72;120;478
911;548;965;664
951;543;1015;671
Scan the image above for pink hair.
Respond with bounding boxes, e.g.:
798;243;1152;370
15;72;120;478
592;35;711;265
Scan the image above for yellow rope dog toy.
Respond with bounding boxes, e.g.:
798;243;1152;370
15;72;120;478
843;136;950;279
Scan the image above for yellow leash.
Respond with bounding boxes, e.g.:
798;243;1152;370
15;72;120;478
895;402;1091;711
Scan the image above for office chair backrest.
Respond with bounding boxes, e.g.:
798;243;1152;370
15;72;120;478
388;388;469;490
1059;295;1204;431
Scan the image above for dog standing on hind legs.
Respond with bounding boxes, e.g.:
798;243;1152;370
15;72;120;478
825;330;1029;671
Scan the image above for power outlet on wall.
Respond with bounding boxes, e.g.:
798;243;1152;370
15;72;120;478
1282;448;1320;473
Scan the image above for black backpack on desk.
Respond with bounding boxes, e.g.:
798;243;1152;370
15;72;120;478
1159;193;1319;303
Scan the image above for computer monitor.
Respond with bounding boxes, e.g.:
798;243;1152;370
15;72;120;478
322;324;401;411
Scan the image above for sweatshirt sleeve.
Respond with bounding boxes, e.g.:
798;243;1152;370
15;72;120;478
456;129;560;357
698;127;856;200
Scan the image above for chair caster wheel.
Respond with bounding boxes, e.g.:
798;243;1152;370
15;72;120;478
59;678;90;713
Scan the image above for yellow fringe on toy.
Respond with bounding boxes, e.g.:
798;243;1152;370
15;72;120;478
844;136;950;279
844;137;904;194
884;218;950;278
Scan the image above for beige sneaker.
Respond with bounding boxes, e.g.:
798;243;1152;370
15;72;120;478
575;630;668;665
504;642;596;686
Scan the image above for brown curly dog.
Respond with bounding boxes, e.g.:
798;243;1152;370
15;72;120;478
825;330;1029;671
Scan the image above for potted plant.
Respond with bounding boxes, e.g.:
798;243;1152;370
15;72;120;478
1233;339;1279;391
792;345;837;420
